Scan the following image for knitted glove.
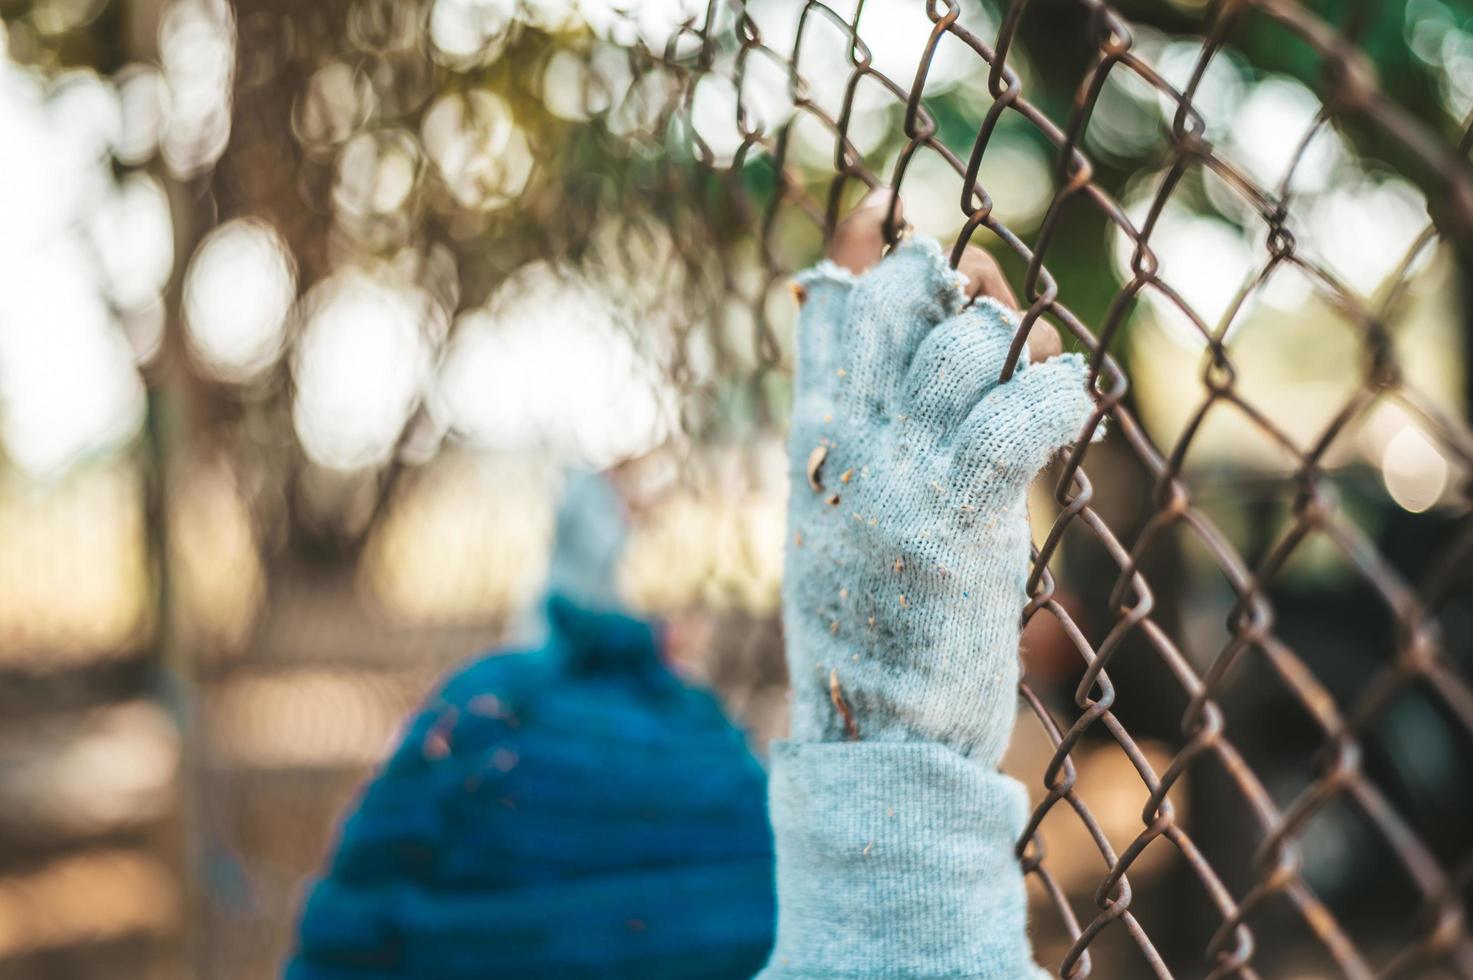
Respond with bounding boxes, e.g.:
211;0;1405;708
784;236;1094;768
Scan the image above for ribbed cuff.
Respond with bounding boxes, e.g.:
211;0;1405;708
757;741;1047;979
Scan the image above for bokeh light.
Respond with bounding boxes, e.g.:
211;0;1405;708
1382;424;1449;513
112;64;169;166
90;173;174;313
158;0;234;177
620;443;786;615
0;849;178;958
334;128;422;220
0;48;152;475
434;263;677;468
1228;75;1346;195
428;0;517;69
0;702;178;838
183;218;297;382
207;668;425;768
361;455;551;623
421;89;532;209
294;62;376;157
170;461;265;653
1306;174;1431;294
1113;189;1256;347
292;271;437;470
0;463;150;663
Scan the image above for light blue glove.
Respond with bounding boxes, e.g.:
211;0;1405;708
783;235;1095;766
761;236;1095;979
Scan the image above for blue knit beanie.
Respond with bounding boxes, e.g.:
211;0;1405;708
286;592;776;979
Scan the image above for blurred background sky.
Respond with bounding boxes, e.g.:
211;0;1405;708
0;0;1470;977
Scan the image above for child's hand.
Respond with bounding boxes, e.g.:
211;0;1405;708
784;191;1096;766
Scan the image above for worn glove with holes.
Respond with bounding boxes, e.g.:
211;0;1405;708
783;235;1094;767
759;236;1097;980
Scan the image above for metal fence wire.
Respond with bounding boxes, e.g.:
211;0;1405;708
540;2;1473;978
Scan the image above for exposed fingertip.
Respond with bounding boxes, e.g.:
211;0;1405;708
1027;323;1063;362
956;245;991;300
829;190;903;275
956;244;1018;310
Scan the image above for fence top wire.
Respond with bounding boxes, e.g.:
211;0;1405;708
566;1;1473;977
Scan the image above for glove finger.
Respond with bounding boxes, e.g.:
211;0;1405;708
900;298;1026;433
952;353;1094;499
836;236;964;425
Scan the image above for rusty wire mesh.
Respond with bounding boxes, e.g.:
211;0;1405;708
545;2;1473;977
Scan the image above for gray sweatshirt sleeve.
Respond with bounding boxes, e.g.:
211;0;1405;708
756;741;1047;979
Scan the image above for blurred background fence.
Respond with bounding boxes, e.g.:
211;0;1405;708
0;0;1471;977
